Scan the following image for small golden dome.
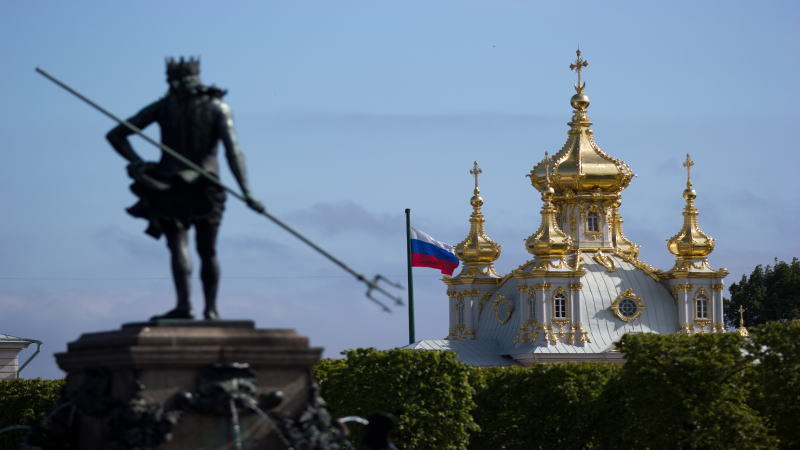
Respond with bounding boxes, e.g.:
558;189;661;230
667;154;715;259
454;161;501;277
526;152;573;258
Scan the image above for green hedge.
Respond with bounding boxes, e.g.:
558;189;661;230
0;378;64;450
316;322;799;449
470;363;619;449
314;348;478;449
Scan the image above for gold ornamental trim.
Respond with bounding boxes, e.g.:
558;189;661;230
443;276;502;286
611;248;662;281
711;284;725;291
493;295;513;325
610;288;645;322
569;282;583;290
593;252;616;272
660;269;729;279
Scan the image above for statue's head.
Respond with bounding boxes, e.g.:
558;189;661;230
166;57;201;89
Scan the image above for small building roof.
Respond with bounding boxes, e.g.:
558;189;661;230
0;333;34;344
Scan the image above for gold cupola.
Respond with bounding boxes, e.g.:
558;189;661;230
526;152;573;259
528;50;634;196
453;161;501;278
667;154;716;270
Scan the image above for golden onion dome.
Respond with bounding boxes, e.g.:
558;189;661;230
526;152;573;258
454;161;501;277
667;154;715;258
528;50;634;195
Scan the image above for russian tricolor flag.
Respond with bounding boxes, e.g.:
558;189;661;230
410;227;460;275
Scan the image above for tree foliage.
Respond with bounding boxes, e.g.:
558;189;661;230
596;333;775;449
470;363;619;449
746;320;800;448
0;378;64;450
725;257;800;327
314;348;478;450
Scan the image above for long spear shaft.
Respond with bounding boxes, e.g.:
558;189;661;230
35;67;403;311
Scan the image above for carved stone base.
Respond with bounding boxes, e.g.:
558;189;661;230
51;320;323;450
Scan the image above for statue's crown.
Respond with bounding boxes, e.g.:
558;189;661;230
166;57;200;80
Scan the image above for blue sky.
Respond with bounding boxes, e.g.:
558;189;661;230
1;1;798;378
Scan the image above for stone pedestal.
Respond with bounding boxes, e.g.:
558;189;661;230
53;320;323;449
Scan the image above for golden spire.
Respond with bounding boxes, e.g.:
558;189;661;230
454;161;501;278
526;152;573;259
529;49;634;197
737;305;749;337
667;154;715;270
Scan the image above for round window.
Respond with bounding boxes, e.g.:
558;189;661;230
619;298;638;318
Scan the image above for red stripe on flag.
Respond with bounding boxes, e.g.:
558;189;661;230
412;253;459;276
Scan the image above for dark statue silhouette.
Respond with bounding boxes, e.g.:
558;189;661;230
106;57;262;320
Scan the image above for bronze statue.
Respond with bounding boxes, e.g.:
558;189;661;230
106;57;263;320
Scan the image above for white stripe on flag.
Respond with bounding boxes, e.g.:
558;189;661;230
410;227;455;253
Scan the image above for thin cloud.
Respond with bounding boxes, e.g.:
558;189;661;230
92;225;162;260
286;201;403;238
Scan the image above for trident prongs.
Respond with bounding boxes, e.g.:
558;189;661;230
364;275;404;312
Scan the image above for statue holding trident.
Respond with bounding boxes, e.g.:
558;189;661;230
106;57;264;321
36;62;403;319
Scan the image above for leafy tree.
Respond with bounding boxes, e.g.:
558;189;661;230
745;320;800;448
596;333;775;449
725;257;800;327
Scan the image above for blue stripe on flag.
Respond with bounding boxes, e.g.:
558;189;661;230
411;239;459;263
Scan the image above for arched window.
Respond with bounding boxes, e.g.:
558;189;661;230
553;293;567;318
587;212;600;232
529;294;536;322
696;293;708;319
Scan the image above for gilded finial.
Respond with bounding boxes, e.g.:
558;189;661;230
569;49;589;93
454;161;501;278
667;156;715;270
683;153;695;189
470;160;482;195
544;151;551;182
737;305;749;336
569;49;590;110
540;151;556;201
469;161;484;208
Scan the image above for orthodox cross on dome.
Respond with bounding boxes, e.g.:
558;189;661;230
470;160;482;195
570;49;589;93
737;304;750;336
683;153;695;188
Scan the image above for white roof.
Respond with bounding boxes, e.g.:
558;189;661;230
401;339;517;366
